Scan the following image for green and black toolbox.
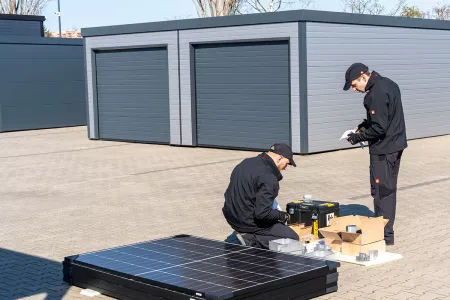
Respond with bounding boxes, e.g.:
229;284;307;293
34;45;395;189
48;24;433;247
286;199;340;237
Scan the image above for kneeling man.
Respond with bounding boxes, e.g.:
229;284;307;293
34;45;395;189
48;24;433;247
222;143;299;249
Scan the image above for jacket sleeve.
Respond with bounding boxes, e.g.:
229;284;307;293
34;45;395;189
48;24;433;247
254;174;283;222
361;89;390;141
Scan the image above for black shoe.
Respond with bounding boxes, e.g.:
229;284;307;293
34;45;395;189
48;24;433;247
236;232;250;246
385;241;395;246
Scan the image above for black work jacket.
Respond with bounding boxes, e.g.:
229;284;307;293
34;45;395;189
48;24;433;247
222;153;283;233
360;71;408;155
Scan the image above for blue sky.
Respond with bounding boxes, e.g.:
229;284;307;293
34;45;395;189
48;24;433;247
42;0;439;32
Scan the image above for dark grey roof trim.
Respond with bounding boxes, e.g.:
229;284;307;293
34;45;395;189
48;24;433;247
0;14;45;21
81;9;450;37
0;36;83;45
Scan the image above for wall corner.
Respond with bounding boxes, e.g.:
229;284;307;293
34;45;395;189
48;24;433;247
299;22;309;154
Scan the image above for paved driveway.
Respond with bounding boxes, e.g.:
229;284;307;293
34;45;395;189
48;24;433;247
0;127;449;299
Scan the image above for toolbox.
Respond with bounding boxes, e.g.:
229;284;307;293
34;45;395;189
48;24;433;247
286;199;340;237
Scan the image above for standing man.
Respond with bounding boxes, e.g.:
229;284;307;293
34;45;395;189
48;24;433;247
343;63;407;246
222;143;299;249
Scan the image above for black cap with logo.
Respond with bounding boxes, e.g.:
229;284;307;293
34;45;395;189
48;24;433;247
343;63;369;91
269;143;296;167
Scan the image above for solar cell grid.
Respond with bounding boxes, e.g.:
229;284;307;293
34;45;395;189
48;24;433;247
186;261;277;282
241;248;325;267
170;236;246;252
218;252;318;275
66;235;339;300
197;256;297;278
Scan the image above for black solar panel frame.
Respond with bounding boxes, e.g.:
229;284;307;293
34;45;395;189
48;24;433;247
63;235;340;300
66;262;338;300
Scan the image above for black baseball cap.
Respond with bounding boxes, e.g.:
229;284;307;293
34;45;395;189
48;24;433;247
269;143;296;167
343;63;369;91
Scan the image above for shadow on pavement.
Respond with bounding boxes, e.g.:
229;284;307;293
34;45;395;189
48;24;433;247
340;204;375;217
0;248;69;300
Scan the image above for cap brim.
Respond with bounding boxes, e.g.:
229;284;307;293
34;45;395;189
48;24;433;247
289;159;296;167
343;81;351;91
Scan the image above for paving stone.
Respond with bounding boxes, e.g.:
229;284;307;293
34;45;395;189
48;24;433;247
392;291;423;299
0;127;449;300
358;284;385;294
333;290;368;299
415;292;447;300
433;286;450;296
368;290;399;299
405;285;434;295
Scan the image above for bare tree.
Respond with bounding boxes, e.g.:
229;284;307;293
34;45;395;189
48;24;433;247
165;14;194;21
341;0;406;16
243;0;313;13
192;0;243;17
192;0;314;17
430;3;450;20
400;5;424;18
0;0;49;15
43;24;51;37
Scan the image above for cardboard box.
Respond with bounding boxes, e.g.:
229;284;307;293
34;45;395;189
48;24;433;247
341;240;386;256
289;224;313;240
339;216;388;245
319;216;389;252
300;234;319;243
324;238;342;252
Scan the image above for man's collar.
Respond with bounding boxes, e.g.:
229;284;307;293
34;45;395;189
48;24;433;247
365;71;380;92
260;153;283;181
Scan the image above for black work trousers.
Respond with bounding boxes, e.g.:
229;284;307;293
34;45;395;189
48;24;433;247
370;150;403;244
243;223;299;249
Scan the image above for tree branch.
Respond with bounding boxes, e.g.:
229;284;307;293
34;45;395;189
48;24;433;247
388;0;406;16
0;0;48;14
256;0;268;12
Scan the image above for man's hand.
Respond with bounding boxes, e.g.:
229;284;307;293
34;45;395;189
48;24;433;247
347;132;362;145
356;119;369;133
279;212;290;224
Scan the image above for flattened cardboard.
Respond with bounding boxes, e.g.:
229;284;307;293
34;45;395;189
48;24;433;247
341;240;386;257
336;251;403;266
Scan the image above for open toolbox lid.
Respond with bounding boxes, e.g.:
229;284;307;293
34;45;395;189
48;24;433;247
319;216;389;245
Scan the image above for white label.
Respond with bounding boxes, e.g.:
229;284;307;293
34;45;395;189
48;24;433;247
326;213;335;226
80;289;101;297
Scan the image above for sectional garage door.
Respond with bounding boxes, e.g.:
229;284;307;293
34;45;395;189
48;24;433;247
95;47;170;143
194;41;290;150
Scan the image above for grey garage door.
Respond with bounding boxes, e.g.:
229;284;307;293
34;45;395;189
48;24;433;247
95;47;170;143
194;41;290;150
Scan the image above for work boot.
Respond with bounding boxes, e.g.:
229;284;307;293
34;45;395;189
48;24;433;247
385;237;395;246
224;231;241;245
386;240;395;246
235;232;246;245
235;232;254;246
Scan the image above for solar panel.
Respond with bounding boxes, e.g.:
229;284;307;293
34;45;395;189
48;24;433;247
63;235;340;300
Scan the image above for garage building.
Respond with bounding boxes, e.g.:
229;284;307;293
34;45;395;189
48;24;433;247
81;10;450;154
0;14;86;133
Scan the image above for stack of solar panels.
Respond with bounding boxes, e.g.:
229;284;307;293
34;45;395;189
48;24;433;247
63;235;339;300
